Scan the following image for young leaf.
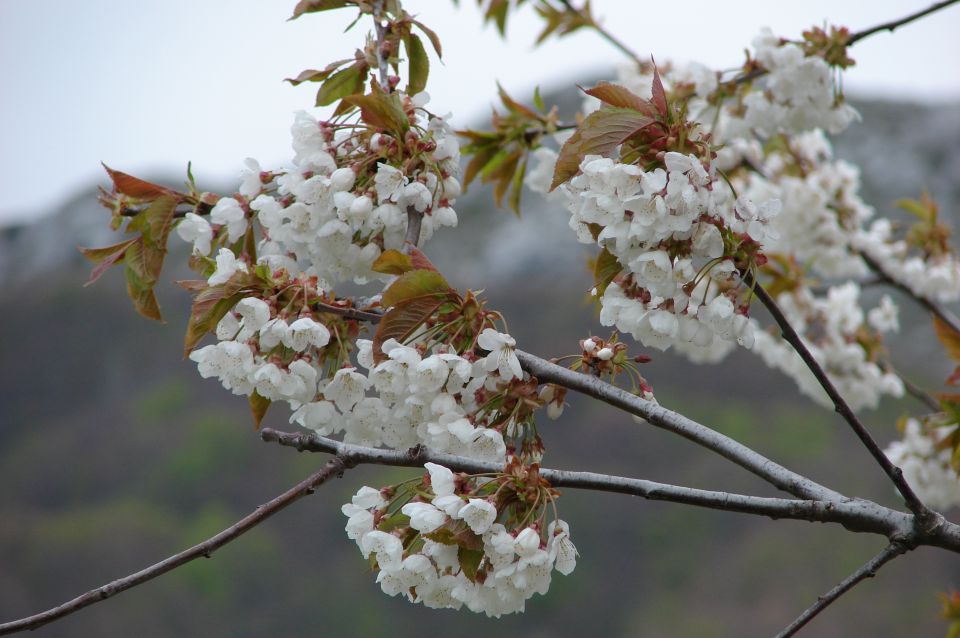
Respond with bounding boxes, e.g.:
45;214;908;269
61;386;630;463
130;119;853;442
381;269;451;308
650;65;668;116
102;164;172;200
342;91;409;134
458;546;484;583
405;33;429;96
412;20;443;58
372;294;447;363
182;284;249;355
249;391;272;429
582;82;655;114
315;64;365;107
284;59;351;85
79;237;140;286
550;107;656;189
934;315;960;363
290;0;352;20
408;246;440;272
593;247;623;296
371;249;415;275
124;264;163;321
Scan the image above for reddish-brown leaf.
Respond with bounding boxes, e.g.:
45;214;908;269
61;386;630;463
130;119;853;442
79;237;139;286
582;82;656;115
381;269;451;309
934;316;960;363
342;91;409;134
372;295;447;363
650;65;668;116
102;164;172;199
550;107;655;190
408;247;439;272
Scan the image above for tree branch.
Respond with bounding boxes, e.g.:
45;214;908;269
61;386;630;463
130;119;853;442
746;274;937;526
859;249;960;336
774;542;908;638
0;459;349;636
371;0;391;88
556;0;644;67
259;429;960;552
845;0;960;46
515;350;843;501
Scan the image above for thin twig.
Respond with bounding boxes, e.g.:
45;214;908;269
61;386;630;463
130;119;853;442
312;300;382;323
746;274;937;526
260;429;960;552
515;350;843;501
774;543;908;638
859;250;960;335
728;0;960;86
0;459;348;636
557;0;644;66
846;0;960;46
898;371;941;413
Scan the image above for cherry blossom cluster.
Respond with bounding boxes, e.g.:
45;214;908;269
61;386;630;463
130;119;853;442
884;419;960;511
547;151;771;357
728;28;859;137
342;462;577;616
178;92;461;287
292;334;523;462
752;283;902;411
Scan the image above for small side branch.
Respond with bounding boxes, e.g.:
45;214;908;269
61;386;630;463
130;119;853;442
860;250;960;335
261;429;960;549
515;350;843;502
746;275;936;525
774;543;908;638
846;0;960;46
0;459;349;636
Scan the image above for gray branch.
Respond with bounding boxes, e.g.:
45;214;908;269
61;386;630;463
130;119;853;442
259;429;960;553
774;543;908;638
0;459;349;636
515;350;843;502
746;274;937;526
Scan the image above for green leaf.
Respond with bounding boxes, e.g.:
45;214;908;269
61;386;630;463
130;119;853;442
405;33;429;96
463;145;499;189
532;86;545;112
249;391;271;429
79;237;140;286
382;269;451;309
285;59;351;85
593;247;623;297
550;107;656;190
315;64;365;107
342;91;409;135
371;249;415;275
412;20;443;58
126;277;162;321
507;156;527;215
289;0;352;20
377;511;411;532
458;546;484;583
138;194;180;249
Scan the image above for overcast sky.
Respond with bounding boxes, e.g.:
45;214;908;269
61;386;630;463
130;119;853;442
1;1;958;225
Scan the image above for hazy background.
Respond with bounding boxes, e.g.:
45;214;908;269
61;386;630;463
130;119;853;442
2;2;960;636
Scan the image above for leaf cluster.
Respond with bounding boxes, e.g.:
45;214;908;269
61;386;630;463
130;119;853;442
459;85;559;214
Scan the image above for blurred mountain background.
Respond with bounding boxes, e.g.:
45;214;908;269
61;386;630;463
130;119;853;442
1;94;959;637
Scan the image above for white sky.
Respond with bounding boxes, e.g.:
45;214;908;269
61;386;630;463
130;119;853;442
1;1;958;225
